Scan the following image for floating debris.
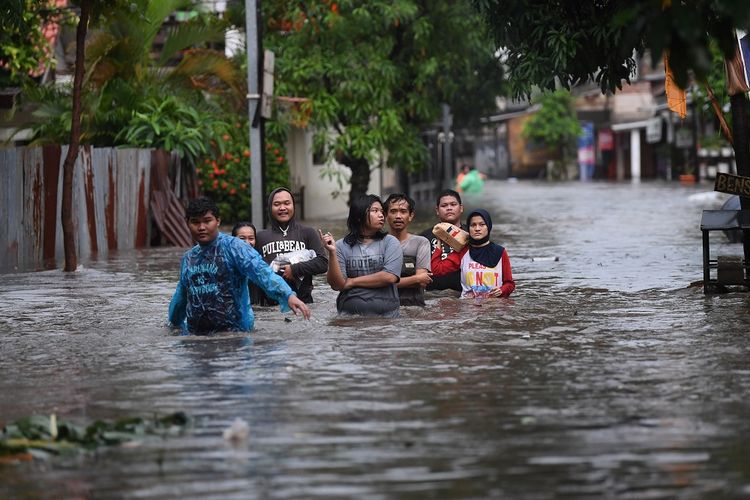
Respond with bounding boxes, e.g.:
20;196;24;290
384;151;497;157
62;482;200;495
222;417;250;443
530;256;559;262
0;412;189;462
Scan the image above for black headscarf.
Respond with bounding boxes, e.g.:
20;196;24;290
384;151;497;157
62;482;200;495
466;209;504;268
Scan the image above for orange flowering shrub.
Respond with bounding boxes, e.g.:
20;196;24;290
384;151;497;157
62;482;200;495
195;118;289;222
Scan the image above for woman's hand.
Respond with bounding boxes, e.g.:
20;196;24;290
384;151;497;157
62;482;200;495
489;287;504;298
319;229;336;253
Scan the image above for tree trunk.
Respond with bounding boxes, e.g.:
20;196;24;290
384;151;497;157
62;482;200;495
341;155;371;206
732;94;750;176
730;93;750;277
61;2;90;272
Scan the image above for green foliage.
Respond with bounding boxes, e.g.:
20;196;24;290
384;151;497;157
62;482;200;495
264;120;292;194
84;0;237;96
24;78;223;152
15;0;291;224
195;120;253;221
263;0;505;200
0;412;189;460
522;90;582;160
692;38;732;139
22;0;245;150
23;82;74;144
119;93;230;166
194;116;290;223
0;0;127;87
0;0;60;86
24;76;290;222
474;0;750;98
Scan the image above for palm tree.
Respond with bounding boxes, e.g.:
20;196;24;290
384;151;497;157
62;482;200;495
55;0;245;271
85;0;245;107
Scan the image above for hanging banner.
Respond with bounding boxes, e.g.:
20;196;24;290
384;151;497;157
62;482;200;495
664;52;687;119
577;122;595;180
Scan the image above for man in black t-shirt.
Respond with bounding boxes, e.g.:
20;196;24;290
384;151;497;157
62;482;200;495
419;189;465;292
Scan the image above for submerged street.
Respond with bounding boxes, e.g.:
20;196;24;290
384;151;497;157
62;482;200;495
1;180;749;498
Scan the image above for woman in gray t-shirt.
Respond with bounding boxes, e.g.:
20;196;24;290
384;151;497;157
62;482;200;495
319;195;403;317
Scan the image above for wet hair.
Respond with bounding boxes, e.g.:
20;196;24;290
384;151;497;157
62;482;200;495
231;221;256;237
344;194;387;246
436;189;462;207
186;197;219;220
383;193;415;214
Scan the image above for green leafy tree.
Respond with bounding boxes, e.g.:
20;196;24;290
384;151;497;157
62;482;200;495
0;0;56;87
84;0;242;100
473;0;750;179
50;0;239;271
263;0;505;204
473;0;750;96
474;0;750;264
21;0;289;226
194;116;289;222
119;93;230;165
521;90;582;176
25;0;243;146
692;38;732;148
60;0;129;272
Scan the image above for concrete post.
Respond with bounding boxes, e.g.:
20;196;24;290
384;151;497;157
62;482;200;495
245;0;264;227
630;129;641;181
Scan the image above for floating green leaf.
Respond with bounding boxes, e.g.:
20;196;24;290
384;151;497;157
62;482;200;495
0;412;190;461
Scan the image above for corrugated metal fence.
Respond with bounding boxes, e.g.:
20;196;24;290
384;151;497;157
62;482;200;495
1;145;153;272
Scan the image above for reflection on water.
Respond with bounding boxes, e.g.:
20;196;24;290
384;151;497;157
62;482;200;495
2;181;750;498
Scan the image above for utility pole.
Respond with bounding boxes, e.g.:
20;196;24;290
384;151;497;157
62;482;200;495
245;0;264;227
441;104;454;190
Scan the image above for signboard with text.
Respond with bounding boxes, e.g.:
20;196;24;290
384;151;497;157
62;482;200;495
714;172;750;197
646;117;662;143
577;121;595;180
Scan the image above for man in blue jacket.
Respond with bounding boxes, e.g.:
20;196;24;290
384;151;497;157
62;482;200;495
168;197;310;334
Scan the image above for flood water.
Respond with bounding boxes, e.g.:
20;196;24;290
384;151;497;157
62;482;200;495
2;180;750;499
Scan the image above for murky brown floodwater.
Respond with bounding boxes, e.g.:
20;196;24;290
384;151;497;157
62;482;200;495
2;180;750;499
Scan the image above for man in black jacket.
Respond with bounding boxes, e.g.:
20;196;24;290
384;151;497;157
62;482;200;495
419;189;465;293
255;188;328;304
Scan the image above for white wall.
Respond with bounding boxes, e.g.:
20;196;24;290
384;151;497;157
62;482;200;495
286;128;383;220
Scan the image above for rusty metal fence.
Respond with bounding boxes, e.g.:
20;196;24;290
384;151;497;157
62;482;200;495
1;145;161;272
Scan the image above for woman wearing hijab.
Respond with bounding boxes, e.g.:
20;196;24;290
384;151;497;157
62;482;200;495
430;209;515;299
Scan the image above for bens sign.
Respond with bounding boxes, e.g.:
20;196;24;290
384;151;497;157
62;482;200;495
714;172;750;197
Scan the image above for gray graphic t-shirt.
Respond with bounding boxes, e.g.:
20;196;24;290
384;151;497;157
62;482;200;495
335;234;403;317
398;234;431;306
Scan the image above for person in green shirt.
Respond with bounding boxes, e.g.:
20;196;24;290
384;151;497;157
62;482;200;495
460;166;485;194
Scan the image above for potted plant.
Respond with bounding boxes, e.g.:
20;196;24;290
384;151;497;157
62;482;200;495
679;164;696;184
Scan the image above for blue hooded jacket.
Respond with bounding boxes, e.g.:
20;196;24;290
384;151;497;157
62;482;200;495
168;233;294;334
